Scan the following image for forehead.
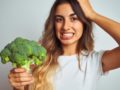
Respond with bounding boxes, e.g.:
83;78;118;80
55;3;74;16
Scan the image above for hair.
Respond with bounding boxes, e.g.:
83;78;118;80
30;0;94;90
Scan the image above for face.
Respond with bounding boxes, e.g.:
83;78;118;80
54;3;83;47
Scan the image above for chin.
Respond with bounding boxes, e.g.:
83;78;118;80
60;40;77;46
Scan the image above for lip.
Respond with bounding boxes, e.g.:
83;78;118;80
61;32;75;35
60;32;74;40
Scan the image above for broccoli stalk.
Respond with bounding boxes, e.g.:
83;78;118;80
0;37;46;72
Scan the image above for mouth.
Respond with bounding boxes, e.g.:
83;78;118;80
60;32;74;40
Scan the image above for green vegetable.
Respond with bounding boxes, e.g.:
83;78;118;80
0;37;46;71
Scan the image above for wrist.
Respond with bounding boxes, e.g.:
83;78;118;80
13;87;24;90
87;11;98;21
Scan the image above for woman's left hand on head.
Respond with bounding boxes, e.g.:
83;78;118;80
77;0;96;20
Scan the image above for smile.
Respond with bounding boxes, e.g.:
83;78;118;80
60;32;74;40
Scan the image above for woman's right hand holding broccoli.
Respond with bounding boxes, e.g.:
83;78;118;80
8;68;34;90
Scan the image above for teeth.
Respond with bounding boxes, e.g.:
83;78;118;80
63;33;74;37
60;32;74;40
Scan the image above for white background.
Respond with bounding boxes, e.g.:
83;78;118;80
0;0;120;90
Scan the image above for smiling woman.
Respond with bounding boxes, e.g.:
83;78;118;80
55;3;84;51
0;0;120;90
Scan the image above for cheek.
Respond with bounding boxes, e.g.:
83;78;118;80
55;25;60;38
74;23;83;36
55;23;62;34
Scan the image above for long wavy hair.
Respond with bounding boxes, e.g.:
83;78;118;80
30;0;94;90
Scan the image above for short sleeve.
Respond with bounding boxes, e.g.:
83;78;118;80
95;51;106;75
87;50;108;76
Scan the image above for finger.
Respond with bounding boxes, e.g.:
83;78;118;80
20;79;34;86
9;72;33;81
14;76;33;82
10;68;26;73
14;68;26;73
15;72;32;78
9;70;32;79
9;76;34;88
10;78;34;87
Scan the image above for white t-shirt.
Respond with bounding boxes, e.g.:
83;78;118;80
53;51;106;90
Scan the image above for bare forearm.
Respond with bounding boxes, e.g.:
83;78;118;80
13;87;24;90
13;88;23;90
13;85;29;90
78;0;120;45
91;12;120;45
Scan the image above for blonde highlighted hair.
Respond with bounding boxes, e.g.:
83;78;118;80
30;0;94;90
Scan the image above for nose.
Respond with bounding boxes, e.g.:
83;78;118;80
63;19;72;31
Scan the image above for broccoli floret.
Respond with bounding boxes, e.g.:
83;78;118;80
0;37;46;71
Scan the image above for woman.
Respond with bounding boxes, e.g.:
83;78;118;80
8;0;120;90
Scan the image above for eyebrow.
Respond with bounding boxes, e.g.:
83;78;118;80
70;13;76;17
55;13;77;17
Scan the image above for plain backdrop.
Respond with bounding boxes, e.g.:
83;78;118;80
0;0;120;90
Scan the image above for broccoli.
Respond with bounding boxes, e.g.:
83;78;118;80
0;37;46;71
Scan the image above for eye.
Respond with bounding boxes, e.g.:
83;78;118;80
71;16;79;22
55;17;63;23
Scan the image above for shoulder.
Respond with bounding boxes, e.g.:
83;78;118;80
80;50;106;73
81;50;106;64
81;50;105;57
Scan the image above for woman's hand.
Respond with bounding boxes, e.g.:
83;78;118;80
77;0;96;20
8;68;34;90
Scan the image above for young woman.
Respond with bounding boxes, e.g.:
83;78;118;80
8;0;120;90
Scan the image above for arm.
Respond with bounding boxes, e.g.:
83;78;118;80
13;86;29;90
93;13;120;72
13;86;28;90
8;68;34;90
13;87;24;90
78;0;120;72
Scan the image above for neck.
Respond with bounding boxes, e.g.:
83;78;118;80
62;44;77;56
